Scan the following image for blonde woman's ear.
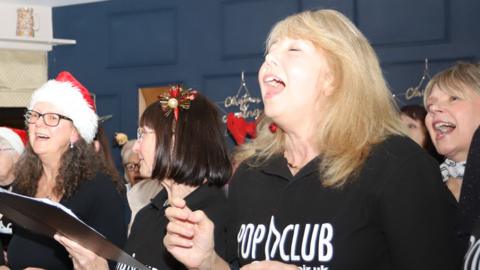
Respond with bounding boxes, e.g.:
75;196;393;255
322;71;336;97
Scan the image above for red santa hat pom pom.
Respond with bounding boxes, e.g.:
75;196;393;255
28;71;98;143
0;127;27;154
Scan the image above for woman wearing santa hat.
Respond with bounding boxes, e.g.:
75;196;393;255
2;71;127;270
0;126;27;265
0;127;26;190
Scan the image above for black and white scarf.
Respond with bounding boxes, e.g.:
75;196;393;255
440;158;466;182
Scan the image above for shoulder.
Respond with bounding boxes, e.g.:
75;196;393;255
365;135;438;173
189;184;227;218
358;135;443;193
371;135;428;162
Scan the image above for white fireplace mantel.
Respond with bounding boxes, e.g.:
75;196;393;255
0;36;76;52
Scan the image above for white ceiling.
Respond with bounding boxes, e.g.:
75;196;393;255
0;0;108;7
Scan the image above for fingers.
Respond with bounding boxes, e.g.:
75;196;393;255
169;197;187;208
240;260;298;270
165;203;190;222
188;209;210;224
166;219;194;238
164;230;194;248
54;233;76;249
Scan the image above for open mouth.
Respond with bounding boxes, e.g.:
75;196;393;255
264;75;286;88
263;75;286;99
35;132;50;140
433;121;456;136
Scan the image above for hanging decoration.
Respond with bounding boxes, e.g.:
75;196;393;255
223;71;262;145
226;112;256;145
393;58;431;105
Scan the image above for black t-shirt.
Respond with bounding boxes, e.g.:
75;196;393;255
227;135;459;270
117;184;228;270
0;184;13;252
7;173;127;269
460;126;480;269
464;219;480;269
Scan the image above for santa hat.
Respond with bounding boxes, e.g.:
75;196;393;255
0;127;27;154
28;71;98;143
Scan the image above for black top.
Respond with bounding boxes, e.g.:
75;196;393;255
117;184;228;270
0;185;13;253
7;173;127;269
461;126;480;268
226;135;459;270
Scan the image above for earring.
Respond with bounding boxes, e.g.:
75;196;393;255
269;122;278;133
70;141;74;149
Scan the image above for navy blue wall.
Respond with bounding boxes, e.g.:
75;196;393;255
49;0;480;165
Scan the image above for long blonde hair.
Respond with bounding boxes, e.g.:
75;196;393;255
235;9;404;188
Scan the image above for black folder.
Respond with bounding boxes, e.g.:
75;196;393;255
0;188;148;270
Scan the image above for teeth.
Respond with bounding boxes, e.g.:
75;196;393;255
434;121;456;133
264;76;285;87
36;133;49;139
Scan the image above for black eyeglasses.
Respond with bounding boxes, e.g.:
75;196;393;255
124;162;140;172
25;110;73;127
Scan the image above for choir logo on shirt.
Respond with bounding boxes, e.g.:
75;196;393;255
115;253;158;270
237;216;334;270
464;235;480;270
0;217;12;235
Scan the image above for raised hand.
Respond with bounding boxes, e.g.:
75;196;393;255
163;197;228;270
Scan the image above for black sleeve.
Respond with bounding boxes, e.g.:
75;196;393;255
379;152;460;269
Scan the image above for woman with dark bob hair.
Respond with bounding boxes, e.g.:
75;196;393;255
55;85;232;270
3;71;127;269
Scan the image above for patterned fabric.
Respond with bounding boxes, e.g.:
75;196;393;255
440;159;466;182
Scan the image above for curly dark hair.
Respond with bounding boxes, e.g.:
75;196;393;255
14;138;124;198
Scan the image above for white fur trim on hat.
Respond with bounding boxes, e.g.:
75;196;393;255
28;80;98;143
0;127;24;154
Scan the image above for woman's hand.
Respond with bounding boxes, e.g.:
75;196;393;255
240;260;298;270
164;197;229;270
54;234;108;270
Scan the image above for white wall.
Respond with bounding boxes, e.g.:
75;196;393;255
0;3;52;39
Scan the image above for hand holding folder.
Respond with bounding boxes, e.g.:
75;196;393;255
0;188;148;270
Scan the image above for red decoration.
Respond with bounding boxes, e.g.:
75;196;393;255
227;112;256;145
269;123;278;133
158;85;197;121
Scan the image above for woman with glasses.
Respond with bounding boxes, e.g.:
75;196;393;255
120;139;163;234
55;86;232;270
3;71;127;270
121;140;144;188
